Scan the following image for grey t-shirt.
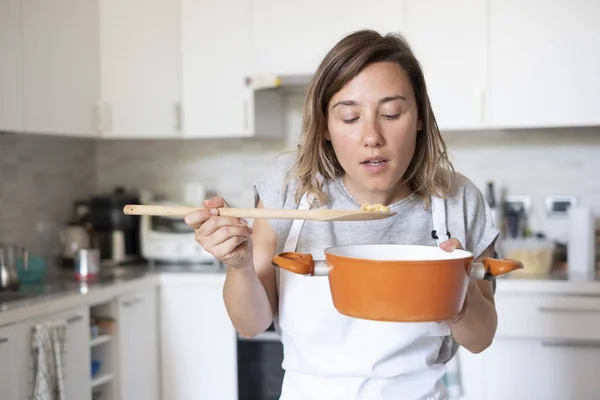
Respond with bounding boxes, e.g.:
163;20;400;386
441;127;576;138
254;151;500;362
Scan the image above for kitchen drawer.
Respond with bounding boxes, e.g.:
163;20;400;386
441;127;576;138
495;293;600;340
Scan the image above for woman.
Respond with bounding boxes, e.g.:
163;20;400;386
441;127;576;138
185;30;499;400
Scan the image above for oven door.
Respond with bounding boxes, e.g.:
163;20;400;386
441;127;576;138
237;324;284;400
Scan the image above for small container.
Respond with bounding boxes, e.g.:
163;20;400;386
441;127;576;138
75;249;100;280
500;238;555;278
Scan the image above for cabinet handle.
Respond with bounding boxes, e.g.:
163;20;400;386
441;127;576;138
542;339;600;348
242;99;248;131
0;337;8;344
174;102;182;132
122;297;143;307
538;306;600;314
67;315;83;324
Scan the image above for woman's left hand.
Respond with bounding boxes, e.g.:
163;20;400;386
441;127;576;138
439;238;472;324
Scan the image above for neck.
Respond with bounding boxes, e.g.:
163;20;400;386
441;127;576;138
341;176;412;206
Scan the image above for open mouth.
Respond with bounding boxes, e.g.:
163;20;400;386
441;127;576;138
361;157;388;166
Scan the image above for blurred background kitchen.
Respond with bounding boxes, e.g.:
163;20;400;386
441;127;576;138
0;0;599;400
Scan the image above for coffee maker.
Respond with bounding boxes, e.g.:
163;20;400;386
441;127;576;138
88;187;143;266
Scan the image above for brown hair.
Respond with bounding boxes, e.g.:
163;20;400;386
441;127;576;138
288;29;455;208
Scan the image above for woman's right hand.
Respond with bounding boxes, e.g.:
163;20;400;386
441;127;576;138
184;197;253;269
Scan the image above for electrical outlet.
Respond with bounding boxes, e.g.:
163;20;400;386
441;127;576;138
545;195;578;217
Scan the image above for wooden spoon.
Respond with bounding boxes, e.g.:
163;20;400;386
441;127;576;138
123;204;396;222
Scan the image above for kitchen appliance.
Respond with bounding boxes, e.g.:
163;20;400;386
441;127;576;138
138;189;218;265
237;324;284;400
272;244;523;322
0;244;26;291
89;187;142;265
60;224;91;267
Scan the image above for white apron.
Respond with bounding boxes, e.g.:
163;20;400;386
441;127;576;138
277;194;453;400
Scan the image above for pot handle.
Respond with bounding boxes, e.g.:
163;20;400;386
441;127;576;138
272;252;315;276
472;258;524;280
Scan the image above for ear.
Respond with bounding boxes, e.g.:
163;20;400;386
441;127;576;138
417;119;423;132
324;130;331;140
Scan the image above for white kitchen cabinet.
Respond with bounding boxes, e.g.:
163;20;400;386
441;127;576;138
0;322;28;400
251;0;405;76
180;0;284;138
482;337;600;400
20;0;180;138
21;0;100;136
14;307;91;400
160;278;238;400
117;288;160;400
452;347;485;400
0;0;24;132
489;0;600;129
98;0;180;138
402;0;489;131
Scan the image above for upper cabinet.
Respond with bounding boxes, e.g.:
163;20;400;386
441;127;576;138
402;0;489;131
19;0;180;138
251;0;405;76
0;0;24;132
99;0;180;138
21;0;100;137
489;0;600;129
180;0;285;138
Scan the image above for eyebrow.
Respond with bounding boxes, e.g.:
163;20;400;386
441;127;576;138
331;95;407;109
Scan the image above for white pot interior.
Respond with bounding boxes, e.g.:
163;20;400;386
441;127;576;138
325;244;472;261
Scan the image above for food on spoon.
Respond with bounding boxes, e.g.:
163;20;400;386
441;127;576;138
360;203;390;212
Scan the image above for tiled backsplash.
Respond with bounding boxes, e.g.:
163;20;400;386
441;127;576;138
96;93;600;242
0;133;96;256
1;93;598;258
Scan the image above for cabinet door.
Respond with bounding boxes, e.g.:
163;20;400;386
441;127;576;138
0;323;27;400
252;0;405;75
482;337;600;400
99;0;181;138
180;0;253;138
161;280;237;400
21;0;100;136
118;288;159;400
61;307;93;400
403;0;488;131
0;0;23;132
489;0;600;128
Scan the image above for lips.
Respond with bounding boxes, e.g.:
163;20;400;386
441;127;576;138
360;156;389;165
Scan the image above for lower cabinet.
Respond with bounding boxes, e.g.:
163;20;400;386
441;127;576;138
160;278;238;400
118;287;160;400
481;337;600;400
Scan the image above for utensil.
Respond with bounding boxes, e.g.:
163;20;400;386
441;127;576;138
123;204;396;222
272;244;523;322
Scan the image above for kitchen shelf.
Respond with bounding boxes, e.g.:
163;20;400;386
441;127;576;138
90;334;111;347
91;373;114;389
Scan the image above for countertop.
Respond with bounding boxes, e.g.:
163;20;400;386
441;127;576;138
0;262;227;326
1;262;599;327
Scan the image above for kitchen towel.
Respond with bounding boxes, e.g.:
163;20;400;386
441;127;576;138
31;319;67;400
567;206;596;281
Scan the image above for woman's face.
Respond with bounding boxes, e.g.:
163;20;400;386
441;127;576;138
326;61;421;205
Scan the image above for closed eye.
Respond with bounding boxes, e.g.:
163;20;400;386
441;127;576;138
382;114;400;120
343;117;359;124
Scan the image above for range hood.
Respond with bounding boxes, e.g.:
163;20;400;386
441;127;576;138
246;74;312;91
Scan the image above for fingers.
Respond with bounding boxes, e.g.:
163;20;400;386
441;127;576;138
439;238;464;253
203;196;229;209
184;208;216;230
202;223;252;249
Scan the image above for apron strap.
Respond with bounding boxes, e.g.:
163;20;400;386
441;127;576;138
431;196;451;245
283;192;312;252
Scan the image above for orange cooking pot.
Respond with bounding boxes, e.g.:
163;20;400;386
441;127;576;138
272;244;523;322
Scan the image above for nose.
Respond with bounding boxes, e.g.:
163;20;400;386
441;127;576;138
361;118;384;147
